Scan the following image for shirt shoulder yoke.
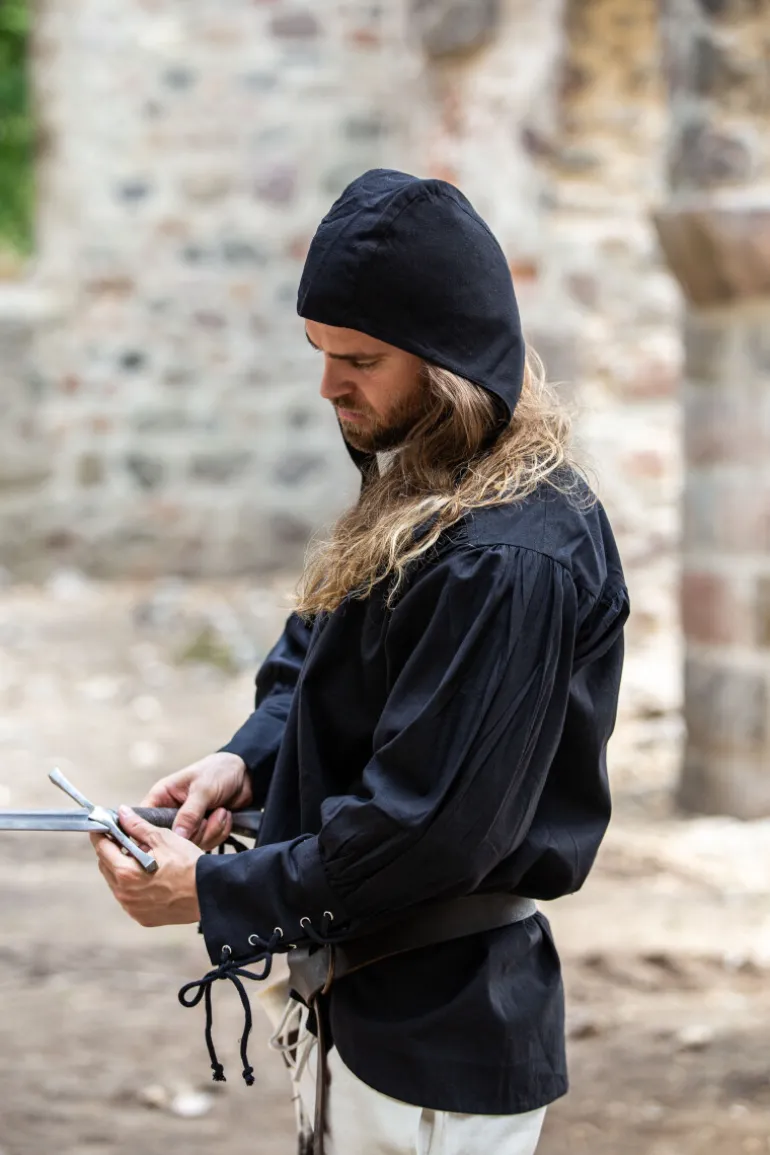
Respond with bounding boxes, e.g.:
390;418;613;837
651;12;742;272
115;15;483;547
460;483;625;604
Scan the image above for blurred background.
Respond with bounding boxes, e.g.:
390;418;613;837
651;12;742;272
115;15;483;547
0;1;769;1152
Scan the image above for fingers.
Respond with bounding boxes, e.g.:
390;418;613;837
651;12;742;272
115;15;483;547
137;752;250;839
172;784;211;840
198;809;233;852
117;806;166;849
90;827;143;877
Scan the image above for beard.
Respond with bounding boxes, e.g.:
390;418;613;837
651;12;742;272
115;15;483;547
335;391;428;454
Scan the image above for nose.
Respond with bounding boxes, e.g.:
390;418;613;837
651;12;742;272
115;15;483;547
319;358;352;402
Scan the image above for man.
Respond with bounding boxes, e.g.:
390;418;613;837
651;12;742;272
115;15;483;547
92;169;629;1155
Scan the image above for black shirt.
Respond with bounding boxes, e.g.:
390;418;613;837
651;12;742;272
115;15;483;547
196;483;629;1114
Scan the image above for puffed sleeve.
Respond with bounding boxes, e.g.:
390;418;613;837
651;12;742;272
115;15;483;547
218;612;312;807
197;545;577;957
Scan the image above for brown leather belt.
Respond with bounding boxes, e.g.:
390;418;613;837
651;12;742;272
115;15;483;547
287;893;538;1155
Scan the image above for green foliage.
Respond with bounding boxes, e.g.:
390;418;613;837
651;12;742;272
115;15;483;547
0;0;33;256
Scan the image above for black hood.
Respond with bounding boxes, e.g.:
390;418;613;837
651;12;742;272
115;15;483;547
297;169;526;425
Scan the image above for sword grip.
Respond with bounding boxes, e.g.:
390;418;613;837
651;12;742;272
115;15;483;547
131;807;262;839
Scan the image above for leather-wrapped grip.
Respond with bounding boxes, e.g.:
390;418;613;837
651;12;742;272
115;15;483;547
130;807;262;838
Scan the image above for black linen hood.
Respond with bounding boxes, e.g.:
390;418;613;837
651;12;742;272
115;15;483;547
297;168;526;423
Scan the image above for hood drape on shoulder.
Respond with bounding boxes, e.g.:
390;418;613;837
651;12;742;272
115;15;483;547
297;169;526;427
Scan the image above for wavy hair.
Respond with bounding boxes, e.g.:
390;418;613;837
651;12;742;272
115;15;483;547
295;347;586;617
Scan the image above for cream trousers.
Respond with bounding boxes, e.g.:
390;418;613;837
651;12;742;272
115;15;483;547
256;957;547;1155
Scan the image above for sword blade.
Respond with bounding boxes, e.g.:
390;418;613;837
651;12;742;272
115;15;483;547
0;809;112;832
0;807;262;838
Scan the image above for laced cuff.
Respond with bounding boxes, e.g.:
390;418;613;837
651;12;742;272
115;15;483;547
178;927;283;1086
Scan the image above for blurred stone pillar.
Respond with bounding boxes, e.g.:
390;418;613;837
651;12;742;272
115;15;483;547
656;0;770;815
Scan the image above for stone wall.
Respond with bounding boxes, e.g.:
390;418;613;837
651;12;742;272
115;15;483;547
24;0;413;577
0;0;681;596
0;284;58;574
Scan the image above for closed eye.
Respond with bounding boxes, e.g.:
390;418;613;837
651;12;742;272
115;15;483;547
305;333;381;370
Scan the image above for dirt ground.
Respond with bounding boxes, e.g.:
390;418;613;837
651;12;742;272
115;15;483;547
0;571;769;1155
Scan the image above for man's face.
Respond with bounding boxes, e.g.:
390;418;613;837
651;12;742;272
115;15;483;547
305;320;426;453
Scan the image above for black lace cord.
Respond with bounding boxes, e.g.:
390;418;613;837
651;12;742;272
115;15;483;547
299;911;340;946
295;912;340;1155
186;828;271;1081
178;928;282;1086
220;835;249;854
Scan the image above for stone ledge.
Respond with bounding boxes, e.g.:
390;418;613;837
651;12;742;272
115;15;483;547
654;201;770;305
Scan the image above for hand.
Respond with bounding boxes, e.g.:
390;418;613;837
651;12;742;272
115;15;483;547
91;807;203;927
140;752;252;849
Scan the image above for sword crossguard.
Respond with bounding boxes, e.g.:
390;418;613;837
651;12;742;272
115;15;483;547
49;769;159;873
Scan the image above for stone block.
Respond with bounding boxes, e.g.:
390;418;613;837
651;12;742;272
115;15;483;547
524;328;578;387
77;454;104;488
554;146;601;176
126;454;165;491
180;170;232;204
343;114;388;143
270;510;314;548
684;657;768;752
669;120;752;191
228;506;313;573
620;357;680;401
189;451;254;484
133;409;190;434
566;273;599;309
348;27;381;48
757;577;770;648
682;472;770;552
692;34;721;95
0;457;51;492
253;164;298;206
689;32;763;104
696;0;765;19
163;67;196;90
273;453;325;487
683;380;764;465
287;407;313;430
681;570;751;645
678;744;770;818
654;203;770;305
410;0;502;59
270;10;320;38
117;180;152;202
221;240;268;266
744;314;770;379
120;350;147;372
626;450;670;481
682;311;732;382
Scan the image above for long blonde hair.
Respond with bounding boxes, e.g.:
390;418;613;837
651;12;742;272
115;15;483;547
296;347;584;617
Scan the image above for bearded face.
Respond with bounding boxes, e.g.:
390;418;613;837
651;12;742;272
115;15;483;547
305;321;429;453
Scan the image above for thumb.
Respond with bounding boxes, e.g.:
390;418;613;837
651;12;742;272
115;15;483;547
118;805;165;848
171;788;209;840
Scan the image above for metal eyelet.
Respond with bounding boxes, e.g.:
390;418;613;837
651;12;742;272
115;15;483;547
299;916;310;929
323;911;334;921
247;927;283;947
221;944;232;957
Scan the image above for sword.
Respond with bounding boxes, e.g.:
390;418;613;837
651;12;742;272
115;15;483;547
0;768;262;873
